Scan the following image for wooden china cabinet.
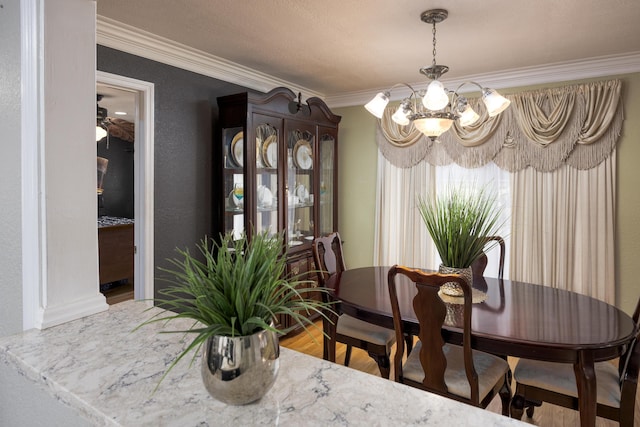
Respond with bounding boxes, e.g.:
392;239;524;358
214;87;340;334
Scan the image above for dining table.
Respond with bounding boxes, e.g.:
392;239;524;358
324;266;636;427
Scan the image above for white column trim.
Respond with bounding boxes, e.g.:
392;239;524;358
21;0;45;330
38;298;111;329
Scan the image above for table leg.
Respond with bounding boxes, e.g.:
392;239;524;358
573;351;597;427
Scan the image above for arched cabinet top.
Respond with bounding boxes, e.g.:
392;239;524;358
220;87;341;126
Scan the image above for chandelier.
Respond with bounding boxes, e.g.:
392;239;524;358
364;9;511;141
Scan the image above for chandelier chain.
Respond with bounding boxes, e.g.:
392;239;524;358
431;22;437;68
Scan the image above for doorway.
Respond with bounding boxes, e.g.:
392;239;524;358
96;71;154;303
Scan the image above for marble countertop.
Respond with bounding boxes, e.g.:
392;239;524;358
0;300;526;426
97;216;135;228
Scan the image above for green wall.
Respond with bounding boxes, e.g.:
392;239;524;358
335;105;379;269
335;73;640;315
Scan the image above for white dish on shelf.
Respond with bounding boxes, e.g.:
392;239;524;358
255;137;264;168
293;139;312;170
257;185;273;208
295;184;309;203
288;240;303;247
262;135;278;168
231;131;243;167
304;236;314;241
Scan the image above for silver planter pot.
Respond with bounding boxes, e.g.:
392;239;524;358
201;328;280;405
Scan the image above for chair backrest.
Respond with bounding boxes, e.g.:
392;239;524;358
618;329;640;419
618;295;640;381
311;232;346;287
471;235;506;279
632;295;640;325
387;265;480;403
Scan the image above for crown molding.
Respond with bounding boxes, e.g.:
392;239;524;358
325;52;640;108
97;17;640;110
96;16;323;99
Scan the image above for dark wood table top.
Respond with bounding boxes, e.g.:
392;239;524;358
326;266;635;363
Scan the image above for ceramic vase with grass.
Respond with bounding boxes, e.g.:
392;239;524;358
417;184;505;297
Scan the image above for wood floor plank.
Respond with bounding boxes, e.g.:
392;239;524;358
281;322;639;426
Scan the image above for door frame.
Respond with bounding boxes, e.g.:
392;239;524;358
96;71;154;302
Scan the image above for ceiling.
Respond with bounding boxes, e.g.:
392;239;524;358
96;84;136;123
96;0;640;107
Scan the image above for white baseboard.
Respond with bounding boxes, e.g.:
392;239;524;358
36;295;109;330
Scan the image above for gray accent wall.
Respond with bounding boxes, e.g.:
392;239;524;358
97;136;135;218
97;45;255;297
0;0;24;336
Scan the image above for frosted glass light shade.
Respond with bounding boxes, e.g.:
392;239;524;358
364;92;390;118
96;125;107;141
422;80;449;111
391;105;411;125
412;116;454;138
458;104;480;127
482;88;511;116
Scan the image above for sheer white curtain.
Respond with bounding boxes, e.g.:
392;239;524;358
510;151;616;304
373;157;511;279
373;155;435;267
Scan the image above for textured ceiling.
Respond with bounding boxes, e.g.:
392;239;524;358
96;0;640;98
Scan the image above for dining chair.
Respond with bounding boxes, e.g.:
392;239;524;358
471;235;510;381
312;232;396;379
470;235;505;280
387;265;512;414
510;298;640;425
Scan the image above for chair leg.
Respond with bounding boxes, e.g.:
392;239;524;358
526;405;535;418
368;352;391;379
404;333;413;355
510;385;542;420
510;393;525;420
524;398;541;418
322;315;337;362
344;345;353;366
619;397;635;427
499;374;512;416
322;334;329;360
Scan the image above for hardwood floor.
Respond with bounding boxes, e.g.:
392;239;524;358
281;321;639;426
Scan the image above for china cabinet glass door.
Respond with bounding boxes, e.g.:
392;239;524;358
287;124;315;248
318;131;336;235
255;122;280;237
223;126;245;240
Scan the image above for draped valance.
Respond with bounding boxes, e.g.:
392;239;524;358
376;79;623;171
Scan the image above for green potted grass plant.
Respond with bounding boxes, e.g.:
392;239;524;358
139;230;333;405
416;184;505;296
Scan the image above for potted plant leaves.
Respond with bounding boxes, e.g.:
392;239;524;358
138;230;333;405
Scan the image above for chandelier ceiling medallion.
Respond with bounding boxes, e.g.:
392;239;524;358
364;9;511;141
